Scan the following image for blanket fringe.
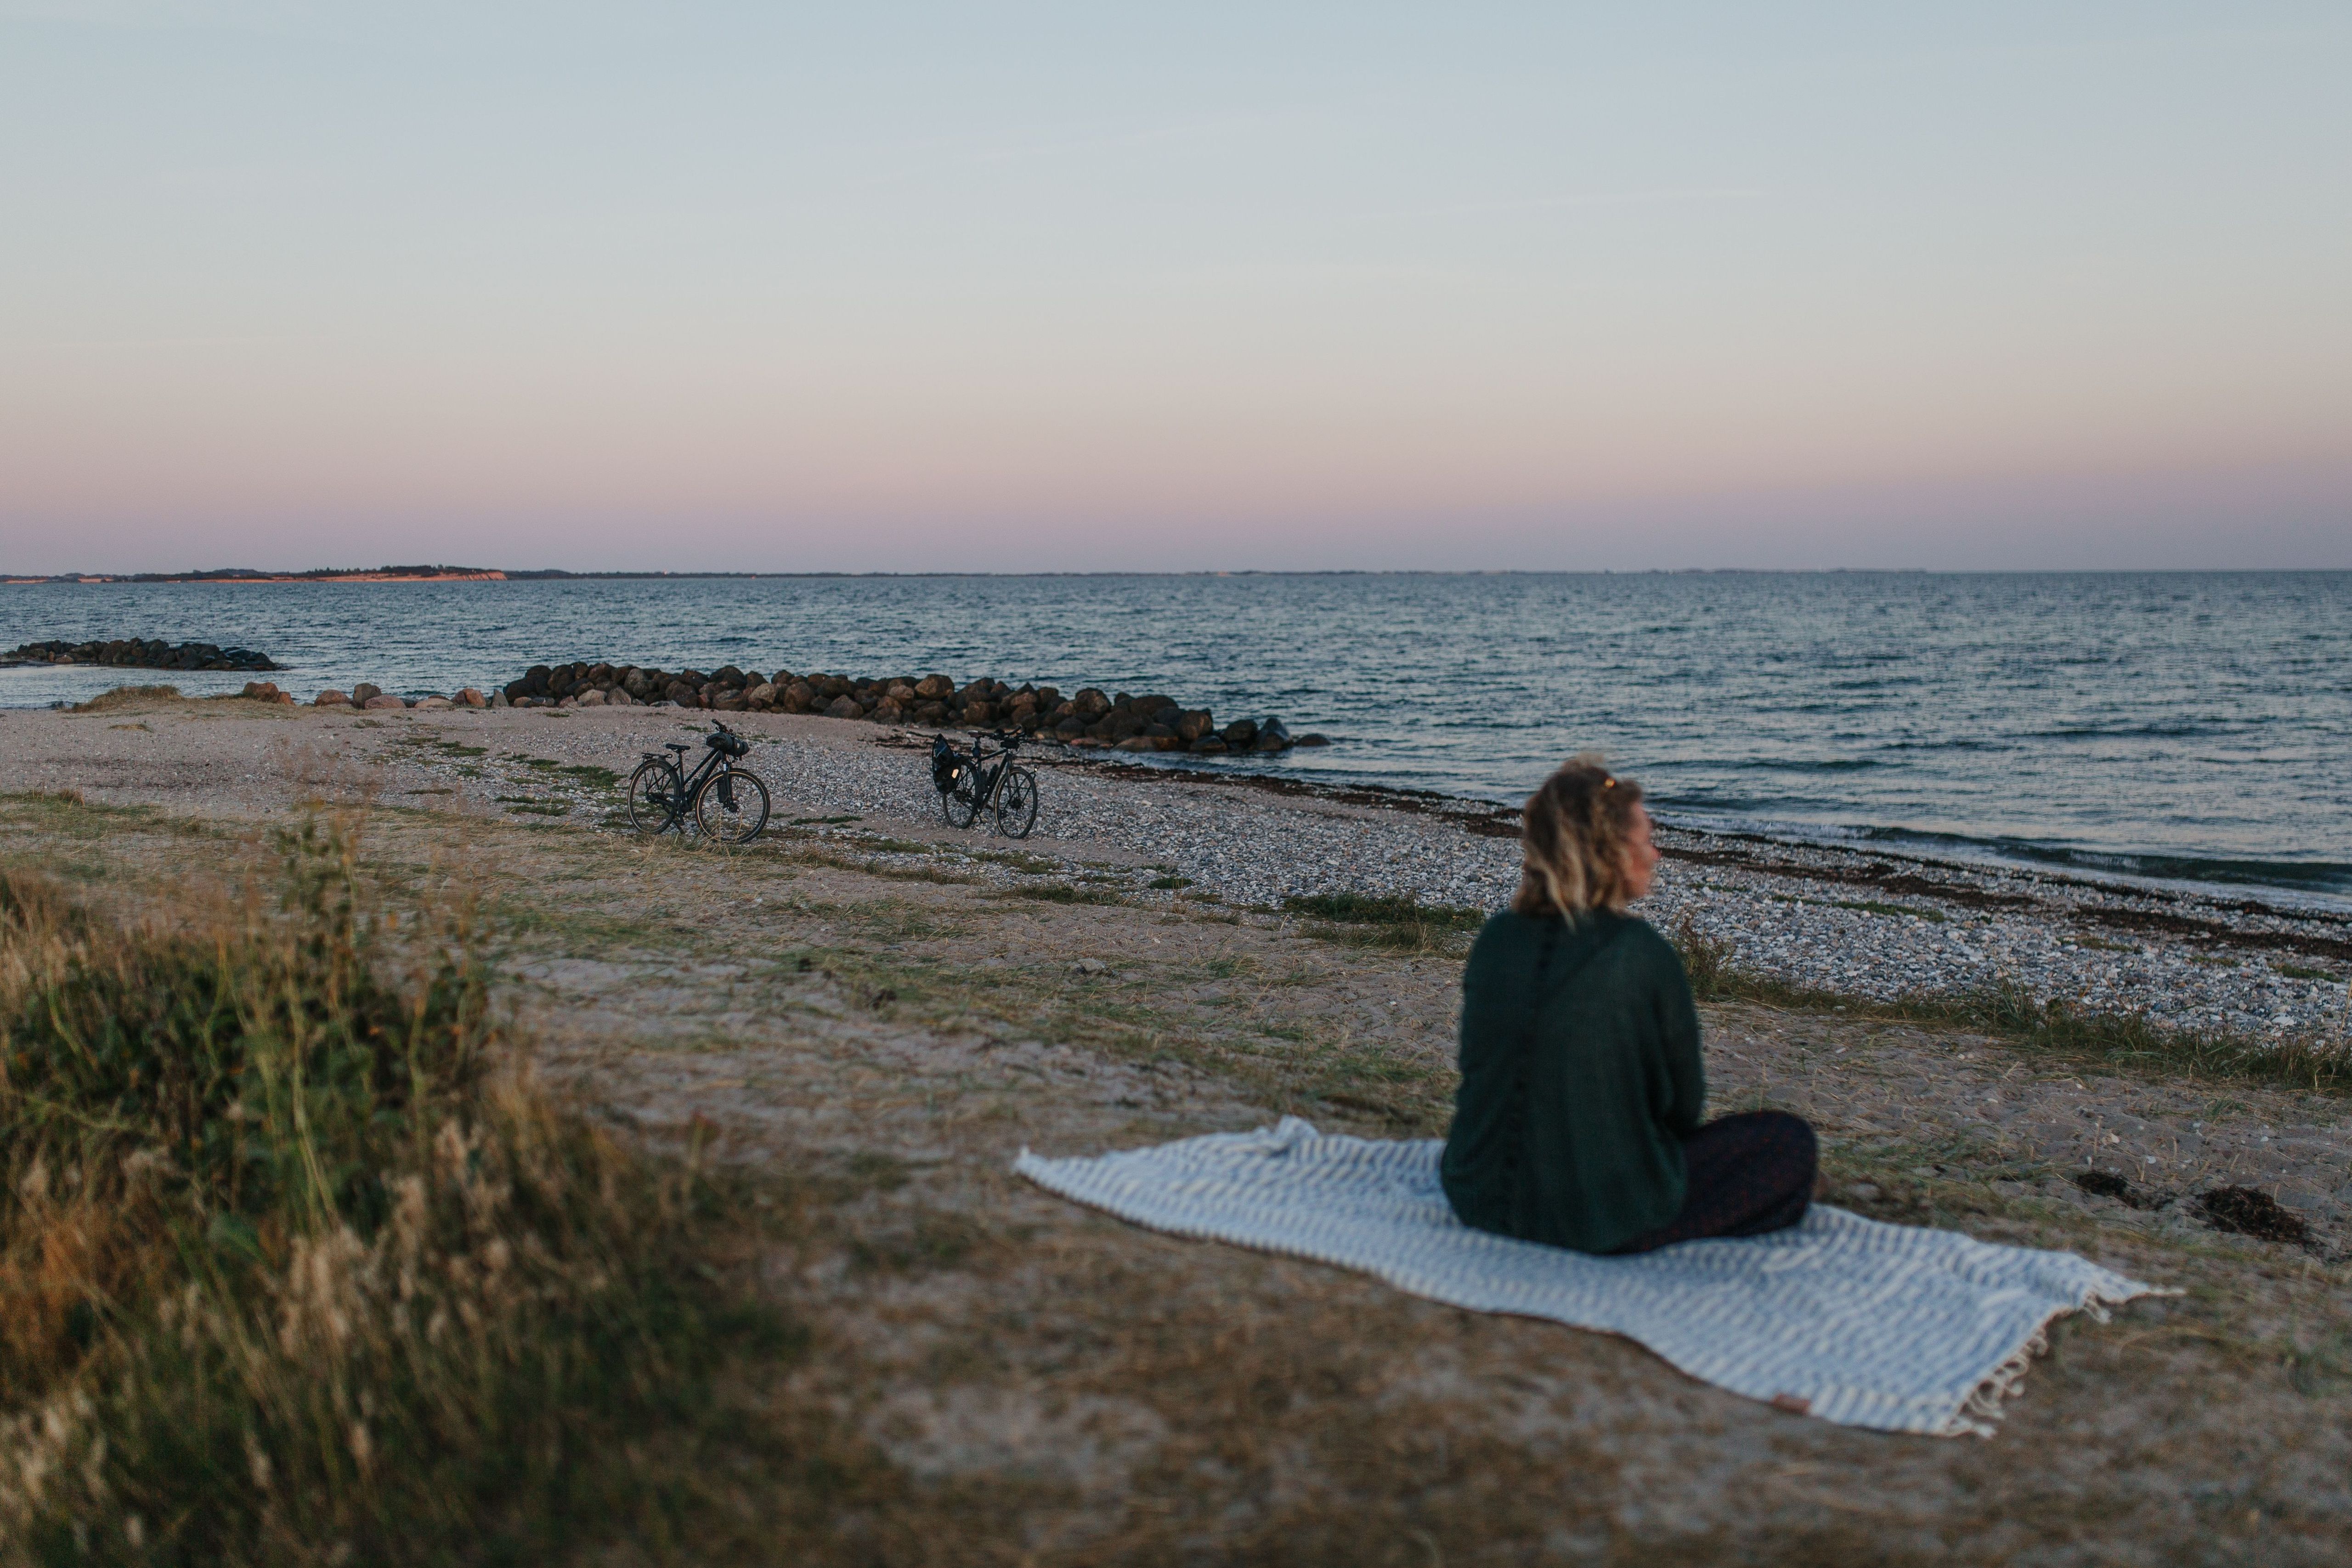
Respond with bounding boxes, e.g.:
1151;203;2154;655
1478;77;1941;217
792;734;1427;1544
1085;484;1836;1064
1941;1282;2175;1438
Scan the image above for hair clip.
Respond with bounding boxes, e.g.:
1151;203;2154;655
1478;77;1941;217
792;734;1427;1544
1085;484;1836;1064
1602;777;1616;788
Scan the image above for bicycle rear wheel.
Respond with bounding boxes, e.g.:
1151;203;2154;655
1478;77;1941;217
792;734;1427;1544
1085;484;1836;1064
941;759;984;828
693;767;770;845
627;759;683;835
995;766;1039;838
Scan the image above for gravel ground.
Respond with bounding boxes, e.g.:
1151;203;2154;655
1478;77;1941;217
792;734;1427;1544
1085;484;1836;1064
7;695;2349;1059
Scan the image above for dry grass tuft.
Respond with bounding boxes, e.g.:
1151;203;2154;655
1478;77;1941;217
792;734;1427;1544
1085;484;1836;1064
66;686;182;713
0;817;787;1565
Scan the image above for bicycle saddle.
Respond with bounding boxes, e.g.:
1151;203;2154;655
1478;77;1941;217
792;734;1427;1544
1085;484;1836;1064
665;743;691;754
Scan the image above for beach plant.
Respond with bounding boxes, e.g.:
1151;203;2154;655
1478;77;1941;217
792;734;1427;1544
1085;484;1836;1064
0;818;780;1565
1283;893;1486;955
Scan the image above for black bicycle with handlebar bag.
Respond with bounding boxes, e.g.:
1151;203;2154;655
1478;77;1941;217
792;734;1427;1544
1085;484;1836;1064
628;720;771;843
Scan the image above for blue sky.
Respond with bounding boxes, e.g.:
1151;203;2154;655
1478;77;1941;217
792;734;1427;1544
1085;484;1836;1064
2;2;2346;571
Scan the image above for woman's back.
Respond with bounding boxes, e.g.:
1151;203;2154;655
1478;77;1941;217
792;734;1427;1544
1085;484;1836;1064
1439;908;1704;1253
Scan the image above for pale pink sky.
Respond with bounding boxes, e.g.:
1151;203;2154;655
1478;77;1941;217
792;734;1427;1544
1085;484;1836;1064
3;3;2347;572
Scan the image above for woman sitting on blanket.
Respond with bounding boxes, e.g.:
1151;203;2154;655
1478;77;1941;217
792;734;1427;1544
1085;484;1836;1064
1442;754;1817;1254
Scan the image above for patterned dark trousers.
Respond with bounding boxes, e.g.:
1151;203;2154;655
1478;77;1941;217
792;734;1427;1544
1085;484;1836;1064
1610;1110;1817;1254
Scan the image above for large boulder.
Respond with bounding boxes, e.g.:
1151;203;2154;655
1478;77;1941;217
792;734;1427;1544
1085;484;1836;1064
782;680;817;713
412;696;453;711
915;673;955;699
576;688;607;707
314;689;351;707
362;694;407;710
1221;718;1258;747
1253;718;1292;752
872;699;906;723
456;687;487;708
1072;688;1110;718
352;683;383;705
1188;737;1229;754
1175;709;1214;742
824;695;862;720
746;682;777;709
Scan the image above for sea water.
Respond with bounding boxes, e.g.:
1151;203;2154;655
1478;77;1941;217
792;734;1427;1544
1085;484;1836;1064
4;572;2347;901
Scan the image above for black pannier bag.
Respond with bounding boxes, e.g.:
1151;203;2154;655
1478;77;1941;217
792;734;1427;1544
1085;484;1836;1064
931;736;962;794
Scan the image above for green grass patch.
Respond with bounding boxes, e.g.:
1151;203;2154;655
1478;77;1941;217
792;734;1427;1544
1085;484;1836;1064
997;882;1124;906
1669;913;2347;1094
1283;892;1485;932
849;835;936;855
2276;962;2343;983
975;849;1062;875
1283;892;1486;954
1148;875;1195;890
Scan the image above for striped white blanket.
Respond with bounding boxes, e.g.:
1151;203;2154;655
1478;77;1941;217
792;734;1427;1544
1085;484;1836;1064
1015;1118;2162;1437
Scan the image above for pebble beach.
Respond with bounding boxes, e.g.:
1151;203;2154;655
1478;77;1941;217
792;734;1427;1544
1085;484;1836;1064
85;690;2335;1064
4;690;2346;1060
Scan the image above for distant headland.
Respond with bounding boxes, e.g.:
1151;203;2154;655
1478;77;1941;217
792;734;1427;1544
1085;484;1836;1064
0;567;796;584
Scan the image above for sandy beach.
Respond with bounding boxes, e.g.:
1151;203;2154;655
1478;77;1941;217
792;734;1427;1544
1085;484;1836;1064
4;689;2350;1561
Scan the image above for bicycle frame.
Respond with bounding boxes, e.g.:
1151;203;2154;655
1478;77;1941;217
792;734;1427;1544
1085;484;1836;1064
647;729;745;815
952;732;1020;808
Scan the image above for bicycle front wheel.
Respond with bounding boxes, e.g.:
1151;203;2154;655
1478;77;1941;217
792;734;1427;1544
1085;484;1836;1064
995;766;1039;838
693;767;771;845
941;761;984;828
627;759;683;835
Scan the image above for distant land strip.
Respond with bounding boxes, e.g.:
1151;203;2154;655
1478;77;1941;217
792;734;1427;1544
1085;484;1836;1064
7;567;1473;583
0;565;854;584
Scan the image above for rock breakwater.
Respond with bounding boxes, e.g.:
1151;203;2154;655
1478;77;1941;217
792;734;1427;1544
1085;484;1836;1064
6;636;278;672
493;660;1328;753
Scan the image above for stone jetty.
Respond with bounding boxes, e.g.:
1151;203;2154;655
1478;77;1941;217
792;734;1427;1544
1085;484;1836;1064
5;637;278;672
493;661;1327;753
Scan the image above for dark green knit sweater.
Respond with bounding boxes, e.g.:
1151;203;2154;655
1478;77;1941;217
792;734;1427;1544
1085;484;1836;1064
1439;909;1705;1253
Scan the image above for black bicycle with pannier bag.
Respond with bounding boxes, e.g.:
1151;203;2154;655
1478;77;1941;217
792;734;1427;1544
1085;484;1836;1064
931;730;1039;838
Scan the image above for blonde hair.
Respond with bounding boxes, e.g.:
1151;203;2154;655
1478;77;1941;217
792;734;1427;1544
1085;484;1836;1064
1511;753;1646;918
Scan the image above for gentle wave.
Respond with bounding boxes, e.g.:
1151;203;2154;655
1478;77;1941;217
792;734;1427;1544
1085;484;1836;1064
5;571;2348;902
